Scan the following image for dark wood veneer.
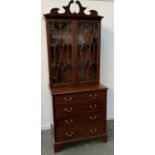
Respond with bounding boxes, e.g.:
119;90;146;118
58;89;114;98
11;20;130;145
44;0;107;152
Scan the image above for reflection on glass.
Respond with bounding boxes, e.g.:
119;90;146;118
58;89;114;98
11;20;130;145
48;22;73;84
78;22;99;82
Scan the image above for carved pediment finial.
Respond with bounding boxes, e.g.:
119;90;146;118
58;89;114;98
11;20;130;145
45;0;102;19
63;0;74;14
75;1;86;15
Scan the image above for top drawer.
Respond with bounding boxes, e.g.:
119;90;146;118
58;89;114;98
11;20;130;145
54;91;106;105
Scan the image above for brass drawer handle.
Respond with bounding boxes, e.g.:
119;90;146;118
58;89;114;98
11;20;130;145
64;97;72;102
89;104;98;109
64;107;73;113
89;94;98;99
65;131;74;137
89;128;98;133
65;119;74;124
89;115;98;120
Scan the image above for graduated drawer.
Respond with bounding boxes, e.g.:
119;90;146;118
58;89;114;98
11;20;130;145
55;124;105;142
54;91;106;105
54;101;105;117
55;111;105;128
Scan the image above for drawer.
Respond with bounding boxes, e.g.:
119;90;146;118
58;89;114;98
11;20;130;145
54;91;106;105
56;127;84;142
85;125;105;138
55;111;105;128
54;101;105;117
56;124;105;142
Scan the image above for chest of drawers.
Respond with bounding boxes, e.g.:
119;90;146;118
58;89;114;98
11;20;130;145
51;84;108;152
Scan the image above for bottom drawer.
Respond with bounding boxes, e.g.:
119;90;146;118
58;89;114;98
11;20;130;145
55;125;105;142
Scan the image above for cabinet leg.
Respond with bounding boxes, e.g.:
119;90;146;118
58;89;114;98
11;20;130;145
54;143;63;153
101;135;108;143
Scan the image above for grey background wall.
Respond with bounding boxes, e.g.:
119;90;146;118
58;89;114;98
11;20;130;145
41;0;114;130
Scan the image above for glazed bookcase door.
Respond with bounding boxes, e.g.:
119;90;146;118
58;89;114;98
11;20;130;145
47;21;73;85
77;22;100;83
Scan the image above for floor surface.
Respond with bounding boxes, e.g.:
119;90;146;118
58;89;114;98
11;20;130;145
41;124;114;155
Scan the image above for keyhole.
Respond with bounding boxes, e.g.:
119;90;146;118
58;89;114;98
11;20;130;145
70;1;80;14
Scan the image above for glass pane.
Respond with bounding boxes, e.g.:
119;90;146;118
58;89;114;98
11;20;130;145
48;22;73;84
78;22;99;82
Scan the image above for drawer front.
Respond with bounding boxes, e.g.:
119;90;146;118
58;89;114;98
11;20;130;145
55;101;105;117
56;127;84;142
54;91;106;105
56;125;105;142
85;125;105;138
55;111;105;128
